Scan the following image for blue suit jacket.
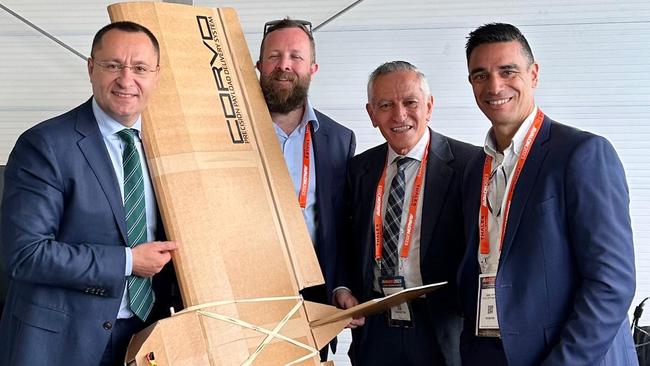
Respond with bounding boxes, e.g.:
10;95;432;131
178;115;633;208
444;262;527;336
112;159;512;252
457;116;638;366
310;110;355;301
0;99;177;366
338;129;480;365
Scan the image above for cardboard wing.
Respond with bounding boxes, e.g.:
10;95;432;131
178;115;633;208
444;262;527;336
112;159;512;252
107;2;447;365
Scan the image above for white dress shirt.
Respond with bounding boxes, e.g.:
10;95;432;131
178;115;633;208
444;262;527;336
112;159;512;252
92;98;158;319
373;130;430;291
273;99;319;246
479;106;538;274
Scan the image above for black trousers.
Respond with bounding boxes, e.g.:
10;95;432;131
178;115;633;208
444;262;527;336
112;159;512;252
460;331;508;366
99;316;145;366
349;298;462;366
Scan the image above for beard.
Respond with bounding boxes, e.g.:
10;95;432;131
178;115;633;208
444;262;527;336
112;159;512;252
260;70;311;114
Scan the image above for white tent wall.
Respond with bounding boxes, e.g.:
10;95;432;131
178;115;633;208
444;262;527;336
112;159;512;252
1;1;649;362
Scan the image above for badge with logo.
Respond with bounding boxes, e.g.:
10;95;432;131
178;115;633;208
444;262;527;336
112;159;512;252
380;276;414;328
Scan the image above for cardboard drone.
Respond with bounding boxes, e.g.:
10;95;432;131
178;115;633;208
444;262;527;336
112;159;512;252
107;3;444;365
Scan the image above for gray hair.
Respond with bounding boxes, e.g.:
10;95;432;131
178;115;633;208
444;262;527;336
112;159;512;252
367;61;431;102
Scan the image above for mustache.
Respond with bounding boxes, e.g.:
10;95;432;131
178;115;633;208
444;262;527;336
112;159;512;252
270;70;298;82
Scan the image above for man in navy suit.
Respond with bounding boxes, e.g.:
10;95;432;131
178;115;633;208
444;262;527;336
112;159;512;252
457;23;638;365
256;17;356;359
334;61;479;365
0;22;178;366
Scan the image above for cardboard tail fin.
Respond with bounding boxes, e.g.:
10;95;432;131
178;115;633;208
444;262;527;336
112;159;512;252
303;301;351;350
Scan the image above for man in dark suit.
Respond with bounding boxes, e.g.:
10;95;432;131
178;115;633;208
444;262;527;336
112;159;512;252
334;61;479;366
0;165;5;316
256;17;356;359
457;23;638;366
0;22;178;366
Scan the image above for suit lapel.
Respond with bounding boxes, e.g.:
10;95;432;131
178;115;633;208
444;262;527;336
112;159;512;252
360;145;388;290
75;100;128;244
312;117;332;206
420;130;454;262
311;115;331;258
498;116;551;265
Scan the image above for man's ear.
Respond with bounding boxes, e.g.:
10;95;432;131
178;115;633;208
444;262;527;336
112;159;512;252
87;58;94;79
530;62;540;88
366;103;377;128
309;62;319;79
426;95;434;121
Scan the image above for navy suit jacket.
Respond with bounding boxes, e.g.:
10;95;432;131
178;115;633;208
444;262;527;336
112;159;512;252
310;110;355;301
338;129;479;362
458;116;638;366
0;99;177;366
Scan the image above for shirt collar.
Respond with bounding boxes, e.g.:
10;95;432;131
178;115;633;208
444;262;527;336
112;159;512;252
301;99;320;132
386;128;430;166
272;99;320;138
483;106;538;158
92;97;142;140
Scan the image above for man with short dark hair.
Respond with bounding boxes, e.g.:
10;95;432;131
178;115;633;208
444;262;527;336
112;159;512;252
335;61;479;366
458;23;638;366
0;21;179;366
256;18;355;360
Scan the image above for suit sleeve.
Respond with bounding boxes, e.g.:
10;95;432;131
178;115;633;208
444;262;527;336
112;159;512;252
334;159;356;292
347;129;356;159
541;135;635;365
1;130;126;298
334;128;356;289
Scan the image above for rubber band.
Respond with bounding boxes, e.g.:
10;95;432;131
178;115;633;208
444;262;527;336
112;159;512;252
173;295;318;365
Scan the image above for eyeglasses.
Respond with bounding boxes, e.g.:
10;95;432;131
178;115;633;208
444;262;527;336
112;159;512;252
263;19;313;36
93;60;159;76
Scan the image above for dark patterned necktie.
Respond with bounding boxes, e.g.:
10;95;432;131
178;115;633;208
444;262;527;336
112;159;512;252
117;128;154;321
382;157;412;276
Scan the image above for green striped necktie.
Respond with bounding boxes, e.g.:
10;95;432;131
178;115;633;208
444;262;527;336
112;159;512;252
117;128;154;321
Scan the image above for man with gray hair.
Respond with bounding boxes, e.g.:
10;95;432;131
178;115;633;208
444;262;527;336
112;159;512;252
334;61;479;365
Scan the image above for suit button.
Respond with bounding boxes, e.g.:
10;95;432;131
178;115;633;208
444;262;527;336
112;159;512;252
103;321;112;330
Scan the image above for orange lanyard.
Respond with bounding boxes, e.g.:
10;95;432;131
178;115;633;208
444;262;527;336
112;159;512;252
479;109;544;255
298;123;311;209
374;134;430;264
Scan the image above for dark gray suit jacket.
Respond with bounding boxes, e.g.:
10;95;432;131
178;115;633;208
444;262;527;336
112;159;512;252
458;116;637;366
310;110;355;301
338;129;480;365
0;99;177;366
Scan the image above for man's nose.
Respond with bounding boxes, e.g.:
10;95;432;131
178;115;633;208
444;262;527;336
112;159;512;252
392;104;407;122
275;55;292;71
487;74;505;94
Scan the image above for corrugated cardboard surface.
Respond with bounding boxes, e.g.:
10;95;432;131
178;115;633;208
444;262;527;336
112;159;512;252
109;2;324;364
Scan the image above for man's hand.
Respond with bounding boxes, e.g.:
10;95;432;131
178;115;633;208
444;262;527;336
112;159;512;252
131;241;178;278
333;288;365;329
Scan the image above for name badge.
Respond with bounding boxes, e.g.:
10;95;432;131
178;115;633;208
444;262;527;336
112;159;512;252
379;276;413;328
476;273;500;337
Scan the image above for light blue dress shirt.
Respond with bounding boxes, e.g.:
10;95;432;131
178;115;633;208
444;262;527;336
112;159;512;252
273;100;319;246
92;98;158;319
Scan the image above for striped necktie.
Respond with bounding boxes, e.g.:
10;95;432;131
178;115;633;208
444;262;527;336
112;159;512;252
117;128;154;321
382;157;412;276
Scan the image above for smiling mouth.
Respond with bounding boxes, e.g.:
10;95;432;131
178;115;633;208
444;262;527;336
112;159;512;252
112;91;137;98
391;126;412;133
487;97;512;106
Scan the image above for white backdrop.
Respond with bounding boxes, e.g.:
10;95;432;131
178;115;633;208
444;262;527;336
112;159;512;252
1;1;649;363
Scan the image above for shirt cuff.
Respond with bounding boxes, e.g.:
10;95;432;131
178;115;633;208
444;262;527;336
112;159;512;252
125;247;133;276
